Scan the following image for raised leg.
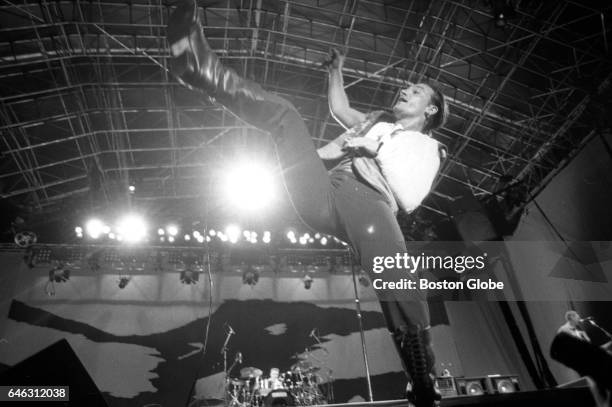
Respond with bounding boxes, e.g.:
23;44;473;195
167;1;336;233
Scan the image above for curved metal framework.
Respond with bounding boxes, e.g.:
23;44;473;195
1;0;610;230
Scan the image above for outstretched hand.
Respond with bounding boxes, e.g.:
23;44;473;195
326;48;346;71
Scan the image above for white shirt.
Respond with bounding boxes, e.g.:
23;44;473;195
364;122;441;213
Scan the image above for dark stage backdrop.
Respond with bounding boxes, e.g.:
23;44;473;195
0;253;532;407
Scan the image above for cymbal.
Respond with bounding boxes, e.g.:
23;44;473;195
290;360;312;371
240;366;263;378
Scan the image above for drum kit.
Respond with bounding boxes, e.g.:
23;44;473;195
212;325;332;407
226;362;326;407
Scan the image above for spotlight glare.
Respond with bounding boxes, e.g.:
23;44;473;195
209;229;216;236
263;235;271;244
85;219;105;239
226;225;241;243
184;234;191;241
320;237;327;245
75;226;83;234
197;235;205;243
224;161;276;211
286;230;296;240
166;225;178;236
168;236;175;243
117;215;147;243
193;230;201;238
158;228;165;236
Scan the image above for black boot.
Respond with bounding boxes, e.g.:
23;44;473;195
393;326;440;407
167;0;266;104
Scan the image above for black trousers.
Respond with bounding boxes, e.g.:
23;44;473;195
213;84;429;330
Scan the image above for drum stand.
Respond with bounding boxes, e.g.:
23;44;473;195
221;328;236;406
349;250;374;402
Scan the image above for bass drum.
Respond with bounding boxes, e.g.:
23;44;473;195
263;389;295;407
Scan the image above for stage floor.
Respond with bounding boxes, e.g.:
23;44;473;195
312;386;594;407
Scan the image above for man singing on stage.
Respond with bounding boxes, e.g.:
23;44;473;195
167;2;448;405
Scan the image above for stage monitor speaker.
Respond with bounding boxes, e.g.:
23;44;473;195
0;339;108;407
455;377;490;396
448;194;499;242
489;375;520;393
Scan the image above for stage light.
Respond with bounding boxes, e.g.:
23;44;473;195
128;185;136;193
224;160;276;212
117;215;147;243
85;219;105;239
109;233;116;240
193;230;201;238
242;266;259;286
48;266;70;283
158;228;165;236
209;229;216;236
308;238;314;243
263;232;271;244
314;233;321;239
166;225;178;236
168;236;175;243
180;270;199;285
75;226;83;238
118;276;131;289
197;235;205;243
226;225;241;243
184;234;191;241
205;236;211;242
286;230;296;240
320;237;327;245
299;236;307;245
302;275;313;290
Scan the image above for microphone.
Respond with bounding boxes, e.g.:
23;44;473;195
309;328;317;338
319;59;333;70
226;323;236;335
580;316;594;323
235;352;243;364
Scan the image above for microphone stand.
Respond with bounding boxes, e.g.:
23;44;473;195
349;250;374;402
221;328;235;406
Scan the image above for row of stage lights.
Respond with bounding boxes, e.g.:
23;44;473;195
75;217;343;247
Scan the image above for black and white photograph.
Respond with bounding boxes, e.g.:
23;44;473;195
0;1;611;406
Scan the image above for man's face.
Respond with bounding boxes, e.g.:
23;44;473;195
568;312;580;325
392;84;436;120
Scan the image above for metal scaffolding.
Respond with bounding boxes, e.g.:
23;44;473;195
1;0;610;229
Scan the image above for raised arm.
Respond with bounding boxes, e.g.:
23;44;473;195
327;49;366;129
